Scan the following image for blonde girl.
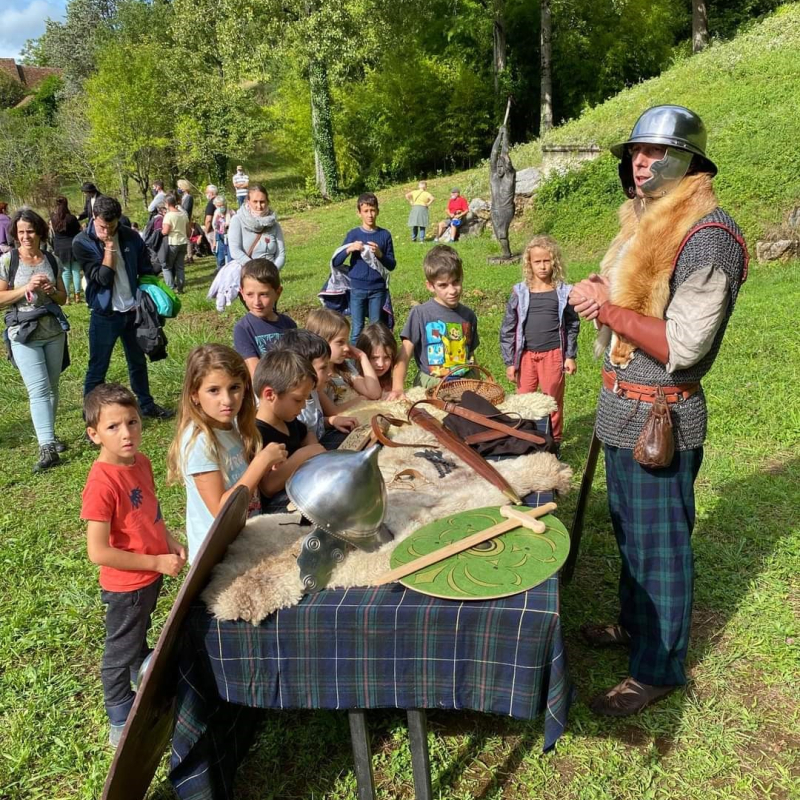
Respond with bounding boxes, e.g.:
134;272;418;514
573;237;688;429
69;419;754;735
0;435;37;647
356;322;398;398
499;235;580;442
305;308;382;407
167;344;287;560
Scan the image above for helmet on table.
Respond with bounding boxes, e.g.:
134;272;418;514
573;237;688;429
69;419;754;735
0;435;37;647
611;105;717;198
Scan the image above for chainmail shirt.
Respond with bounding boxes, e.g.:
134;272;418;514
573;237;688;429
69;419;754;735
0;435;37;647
595;209;747;450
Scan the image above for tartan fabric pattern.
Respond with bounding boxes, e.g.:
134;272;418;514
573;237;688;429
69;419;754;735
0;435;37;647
604;444;703;686
170;578;571;799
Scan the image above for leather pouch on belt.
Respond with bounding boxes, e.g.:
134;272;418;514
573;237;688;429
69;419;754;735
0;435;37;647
633;388;675;469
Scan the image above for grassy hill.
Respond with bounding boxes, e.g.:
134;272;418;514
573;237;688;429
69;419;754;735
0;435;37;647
0;7;798;800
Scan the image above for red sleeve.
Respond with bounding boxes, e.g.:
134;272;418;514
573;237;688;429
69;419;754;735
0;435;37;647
80;471;116;523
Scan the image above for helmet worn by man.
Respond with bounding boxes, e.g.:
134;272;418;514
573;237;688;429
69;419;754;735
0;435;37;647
568;105;749;718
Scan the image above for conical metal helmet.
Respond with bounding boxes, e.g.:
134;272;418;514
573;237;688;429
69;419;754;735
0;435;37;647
286;444;387;548
611;105;717;198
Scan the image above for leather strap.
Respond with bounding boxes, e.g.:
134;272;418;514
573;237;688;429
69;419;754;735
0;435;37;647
415;398;551;447
673;221;750;283
245;230;264;259
370;414;431;449
602;369;699;404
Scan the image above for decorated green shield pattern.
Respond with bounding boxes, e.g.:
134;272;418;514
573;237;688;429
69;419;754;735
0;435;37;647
389;505;570;600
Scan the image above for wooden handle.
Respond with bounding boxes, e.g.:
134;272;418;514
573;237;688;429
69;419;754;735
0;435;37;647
375;503;557;586
500;502;555;533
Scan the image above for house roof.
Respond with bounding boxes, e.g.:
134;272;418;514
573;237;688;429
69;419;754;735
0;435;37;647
0;59;62;90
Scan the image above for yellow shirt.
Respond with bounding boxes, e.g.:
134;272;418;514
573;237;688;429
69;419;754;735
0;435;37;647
163;210;189;246
410;190;434;206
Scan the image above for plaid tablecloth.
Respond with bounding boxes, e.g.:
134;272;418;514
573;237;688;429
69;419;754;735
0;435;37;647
169;491;573;800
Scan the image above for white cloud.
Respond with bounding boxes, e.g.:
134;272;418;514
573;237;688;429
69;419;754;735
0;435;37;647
0;1;67;60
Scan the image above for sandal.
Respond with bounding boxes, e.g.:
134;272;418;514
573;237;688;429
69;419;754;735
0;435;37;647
581;623;631;648
590;676;675;717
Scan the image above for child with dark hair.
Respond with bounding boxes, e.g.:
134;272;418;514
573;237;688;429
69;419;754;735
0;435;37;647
330;192;396;343
390;245;479;398
81;383;186;747
233;258;297;377
253;349;325;512
356;322;398;398
273;328;358;449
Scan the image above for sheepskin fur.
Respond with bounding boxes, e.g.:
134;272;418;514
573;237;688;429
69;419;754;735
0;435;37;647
595;173;719;368
202;424;572;625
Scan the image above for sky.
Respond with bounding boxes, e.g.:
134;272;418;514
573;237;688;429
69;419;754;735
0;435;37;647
0;0;67;61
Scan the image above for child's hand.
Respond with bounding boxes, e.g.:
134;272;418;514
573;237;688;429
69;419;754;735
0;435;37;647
505;365;517;382
367;241;383;258
348;345;367;362
329;415;358;433
564;358;577;375
167;535;188;561
156;553;186;577
346;241;363;254
385;390;408;402
262;442;288;468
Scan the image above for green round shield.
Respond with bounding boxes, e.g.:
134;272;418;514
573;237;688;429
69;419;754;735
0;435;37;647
389;505;570;600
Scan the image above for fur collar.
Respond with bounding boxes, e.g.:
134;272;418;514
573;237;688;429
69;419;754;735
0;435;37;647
596;173;719;367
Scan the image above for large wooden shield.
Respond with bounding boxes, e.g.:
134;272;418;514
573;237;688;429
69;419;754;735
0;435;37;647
102;485;251;800
389;505;569;600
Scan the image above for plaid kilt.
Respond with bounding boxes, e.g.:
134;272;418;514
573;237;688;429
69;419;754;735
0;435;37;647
604;445;703;686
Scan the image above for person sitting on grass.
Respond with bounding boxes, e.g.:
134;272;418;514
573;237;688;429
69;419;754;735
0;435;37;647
80;383;187;748
389;244;479;398
273;328;359;451
253;349;326;513
233;259;297;377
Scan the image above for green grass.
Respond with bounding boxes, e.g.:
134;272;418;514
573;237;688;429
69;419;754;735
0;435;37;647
2;7;800;797
0;185;798;798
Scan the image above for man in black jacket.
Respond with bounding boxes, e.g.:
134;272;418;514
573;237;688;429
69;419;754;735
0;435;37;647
78;182;103;223
73;196;173;418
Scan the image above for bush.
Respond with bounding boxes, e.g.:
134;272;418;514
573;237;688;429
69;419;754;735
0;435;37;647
0;71;25;109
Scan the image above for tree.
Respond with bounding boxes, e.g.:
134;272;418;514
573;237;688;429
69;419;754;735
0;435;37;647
85;41;173;205
693;1;709;52
540;0;553;135
493;0;507;96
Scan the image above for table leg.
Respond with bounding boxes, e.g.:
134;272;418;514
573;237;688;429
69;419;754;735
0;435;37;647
348;710;376;800
407;709;433;800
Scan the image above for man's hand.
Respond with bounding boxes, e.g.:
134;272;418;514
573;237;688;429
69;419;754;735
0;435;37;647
564;358;577;375
505;365;517;382
155;553;186;577
346;241;363;254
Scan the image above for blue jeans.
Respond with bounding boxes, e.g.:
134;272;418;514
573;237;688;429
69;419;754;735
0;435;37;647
215;233;228;271
412;226;426;242
237;196;246;208
349;287;386;343
84;310;155;411
61;260;82;294
10;333;65;445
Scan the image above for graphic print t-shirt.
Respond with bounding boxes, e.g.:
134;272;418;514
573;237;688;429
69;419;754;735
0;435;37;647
81;454;169;592
233;312;297;360
400;299;479;377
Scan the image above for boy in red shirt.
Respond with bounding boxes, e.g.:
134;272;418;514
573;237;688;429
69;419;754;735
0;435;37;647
81;383;187;747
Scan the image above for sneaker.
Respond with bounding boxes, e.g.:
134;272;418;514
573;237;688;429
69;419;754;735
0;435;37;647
53;436;68;453
433;237;439;242
108;723;125;748
33;443;60;473
141;404;175;420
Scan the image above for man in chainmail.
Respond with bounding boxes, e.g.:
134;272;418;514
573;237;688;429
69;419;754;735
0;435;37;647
569;105;748;716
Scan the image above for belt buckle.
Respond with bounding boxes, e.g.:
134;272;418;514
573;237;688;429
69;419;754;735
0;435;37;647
612;375;622;396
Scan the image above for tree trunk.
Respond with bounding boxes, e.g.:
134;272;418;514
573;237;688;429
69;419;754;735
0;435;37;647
540;0;553;135
117;164;129;209
308;59;338;199
493;1;507;96
213;153;228;188
692;1;709;53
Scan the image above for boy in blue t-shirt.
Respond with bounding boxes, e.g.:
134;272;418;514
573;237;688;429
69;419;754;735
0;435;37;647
233;258;297;377
331;192;396;343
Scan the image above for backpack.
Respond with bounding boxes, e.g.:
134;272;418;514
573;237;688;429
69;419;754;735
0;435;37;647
134;289;168;362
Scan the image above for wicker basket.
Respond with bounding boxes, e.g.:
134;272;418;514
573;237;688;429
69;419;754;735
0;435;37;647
426;364;505;405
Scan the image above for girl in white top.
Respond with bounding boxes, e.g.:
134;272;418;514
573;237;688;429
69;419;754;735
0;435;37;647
167;344;287;561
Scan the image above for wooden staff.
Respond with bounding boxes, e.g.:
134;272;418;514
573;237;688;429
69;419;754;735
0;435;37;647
375;502;557;586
